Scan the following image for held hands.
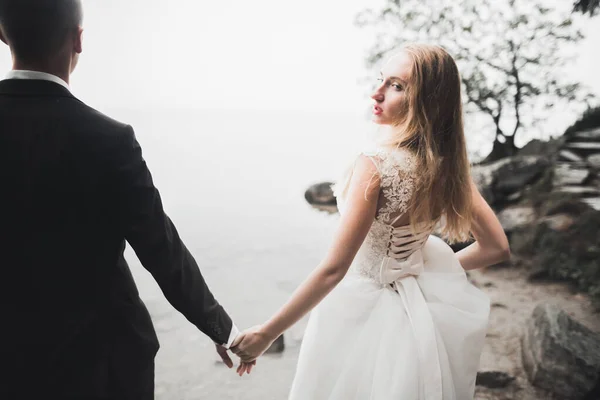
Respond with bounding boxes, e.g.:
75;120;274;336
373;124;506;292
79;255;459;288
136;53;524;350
215;340;256;376
217;324;277;377
231;325;277;375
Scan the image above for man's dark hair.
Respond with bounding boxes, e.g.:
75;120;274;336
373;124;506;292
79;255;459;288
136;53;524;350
0;0;83;63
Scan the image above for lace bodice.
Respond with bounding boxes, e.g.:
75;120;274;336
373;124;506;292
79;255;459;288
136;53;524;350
366;149;416;225
335;147;434;284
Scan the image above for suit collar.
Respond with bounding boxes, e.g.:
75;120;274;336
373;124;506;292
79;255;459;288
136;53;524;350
6;70;70;91
0;78;76;99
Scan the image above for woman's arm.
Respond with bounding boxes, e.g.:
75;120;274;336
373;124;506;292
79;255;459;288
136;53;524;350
231;155;381;364
457;180;511;270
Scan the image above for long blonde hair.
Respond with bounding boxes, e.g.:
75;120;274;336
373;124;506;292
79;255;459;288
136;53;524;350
352;44;473;243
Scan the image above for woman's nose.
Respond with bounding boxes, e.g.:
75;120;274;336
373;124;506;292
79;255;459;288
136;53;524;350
371;91;384;102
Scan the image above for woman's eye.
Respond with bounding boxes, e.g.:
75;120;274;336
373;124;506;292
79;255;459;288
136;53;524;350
392;83;403;91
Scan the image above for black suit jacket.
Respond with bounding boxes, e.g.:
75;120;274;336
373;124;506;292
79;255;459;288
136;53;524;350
0;79;233;397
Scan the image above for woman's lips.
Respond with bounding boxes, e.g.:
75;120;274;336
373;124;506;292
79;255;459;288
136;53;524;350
373;105;383;116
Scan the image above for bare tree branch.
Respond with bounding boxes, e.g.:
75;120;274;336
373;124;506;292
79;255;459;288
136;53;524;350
509;41;522;138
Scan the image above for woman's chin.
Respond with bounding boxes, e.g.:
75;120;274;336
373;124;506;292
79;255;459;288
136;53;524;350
371;115;388;125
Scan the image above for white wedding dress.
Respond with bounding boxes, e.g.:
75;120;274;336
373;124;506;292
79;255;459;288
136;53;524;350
289;148;490;400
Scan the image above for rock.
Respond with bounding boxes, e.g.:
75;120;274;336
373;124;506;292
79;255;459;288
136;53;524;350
566;142;600;156
471;156;550;207
527;267;551;282
476;371;516;389
553;163;590;186
449;240;471;252
555;186;600;196
519;137;562;157
493;156;550;195
559;149;584;162
265;334;285;354
471;158;513;204
497;206;536;232
521;303;600;399
506;191;523;202
581;197;600;211
304;182;336;206
540;214;575;232
571;127;600;141
584;381;600;400
588;154;600;169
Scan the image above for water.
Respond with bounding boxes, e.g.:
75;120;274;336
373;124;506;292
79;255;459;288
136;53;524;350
106;108;371;398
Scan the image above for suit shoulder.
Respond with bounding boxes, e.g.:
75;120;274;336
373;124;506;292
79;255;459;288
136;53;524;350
59;100;139;159
70;100;131;133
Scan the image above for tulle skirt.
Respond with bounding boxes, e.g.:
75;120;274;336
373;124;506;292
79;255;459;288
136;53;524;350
288;235;490;400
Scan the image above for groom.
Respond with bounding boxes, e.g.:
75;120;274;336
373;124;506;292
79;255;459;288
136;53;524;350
0;0;241;398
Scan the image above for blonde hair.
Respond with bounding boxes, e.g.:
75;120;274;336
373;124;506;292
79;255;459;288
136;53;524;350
351;44;473;243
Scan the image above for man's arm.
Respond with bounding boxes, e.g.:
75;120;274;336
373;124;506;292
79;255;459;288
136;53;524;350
110;124;235;346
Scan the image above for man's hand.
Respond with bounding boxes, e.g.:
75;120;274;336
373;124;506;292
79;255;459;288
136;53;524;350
230;325;275;364
215;344;234;368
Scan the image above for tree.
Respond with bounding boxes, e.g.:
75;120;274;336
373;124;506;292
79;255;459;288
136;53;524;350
357;0;594;161
574;0;600;15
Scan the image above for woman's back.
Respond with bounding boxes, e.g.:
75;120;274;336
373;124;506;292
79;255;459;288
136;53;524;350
336;147;436;284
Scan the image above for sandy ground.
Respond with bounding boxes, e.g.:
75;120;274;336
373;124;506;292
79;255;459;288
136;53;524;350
470;261;600;400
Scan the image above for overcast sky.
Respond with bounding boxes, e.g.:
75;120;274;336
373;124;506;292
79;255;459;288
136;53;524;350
0;0;598;115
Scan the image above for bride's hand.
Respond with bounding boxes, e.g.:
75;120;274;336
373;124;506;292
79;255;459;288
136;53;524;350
236;360;257;376
230;331;257;376
231;325;276;364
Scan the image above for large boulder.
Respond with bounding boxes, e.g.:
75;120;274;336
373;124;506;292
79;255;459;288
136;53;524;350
521;303;600;399
493;156;550;196
471;158;513;204
569;127;600;142
497;206;536;232
471;156;550;207
265;334;285;354
518;137;563;157
588;154;600;169
475;371;516;389
510;205;600;303
304;182;336;207
553;163;591;186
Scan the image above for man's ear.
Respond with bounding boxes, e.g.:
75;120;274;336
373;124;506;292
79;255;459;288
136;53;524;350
73;26;83;54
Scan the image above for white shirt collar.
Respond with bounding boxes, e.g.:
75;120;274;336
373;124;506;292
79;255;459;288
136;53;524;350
5;70;70;91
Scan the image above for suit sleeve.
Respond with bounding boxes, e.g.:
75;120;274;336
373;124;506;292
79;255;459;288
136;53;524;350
110;124;233;345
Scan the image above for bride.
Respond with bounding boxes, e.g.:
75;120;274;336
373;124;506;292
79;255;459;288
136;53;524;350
231;43;510;400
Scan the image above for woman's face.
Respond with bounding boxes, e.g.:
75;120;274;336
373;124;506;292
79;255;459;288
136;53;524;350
371;52;412;125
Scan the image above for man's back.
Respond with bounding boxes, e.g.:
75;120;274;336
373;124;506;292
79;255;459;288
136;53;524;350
0;1;237;397
0;78;158;395
0;78;234;398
